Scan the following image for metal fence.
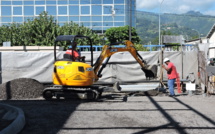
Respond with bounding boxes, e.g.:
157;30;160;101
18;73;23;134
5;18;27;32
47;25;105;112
78;44;198;52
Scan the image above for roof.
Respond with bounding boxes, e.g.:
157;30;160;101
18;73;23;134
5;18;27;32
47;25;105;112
185;38;200;43
206;23;215;39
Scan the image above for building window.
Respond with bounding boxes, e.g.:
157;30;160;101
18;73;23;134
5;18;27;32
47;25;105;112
103;6;113;14
35;6;45;15
92;16;102;21
1;6;12;16
58;16;68;22
69;16;79;21
69;6;79;15
92;5;102;15
24;6;34;16
80;16;90;21
115;5;125;14
103;16;113;21
13;17;23;22
24;1;34;5
103;0;113;4
13;6;23;16
58;1;68;4
103;22;113;26
12;1;22;5
2;17;12;22
114;0;125;4
47;1;56;4
47;6;56;15
92;27;102;31
114;16;125;21
81;6;90;15
82;22;91;26
1;1;11;5
114;22;124;26
69;1;79;4
80;0;90;4
92;22;102;26
35;1;45;5
92;0;101;4
58;6;68;15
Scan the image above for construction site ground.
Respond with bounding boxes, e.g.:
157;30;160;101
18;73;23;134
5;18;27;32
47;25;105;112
1;91;215;134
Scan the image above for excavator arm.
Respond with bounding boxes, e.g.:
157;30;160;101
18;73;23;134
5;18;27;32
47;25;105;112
93;40;157;81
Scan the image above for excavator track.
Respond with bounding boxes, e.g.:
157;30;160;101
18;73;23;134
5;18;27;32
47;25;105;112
43;85;103;100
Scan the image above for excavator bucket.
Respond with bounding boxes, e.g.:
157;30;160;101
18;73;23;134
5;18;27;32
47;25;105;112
141;64;158;80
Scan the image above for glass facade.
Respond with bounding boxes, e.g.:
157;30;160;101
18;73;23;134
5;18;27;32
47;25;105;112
0;0;136;33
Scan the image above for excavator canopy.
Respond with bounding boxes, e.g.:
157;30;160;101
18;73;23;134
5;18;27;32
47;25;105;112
54;35;94;66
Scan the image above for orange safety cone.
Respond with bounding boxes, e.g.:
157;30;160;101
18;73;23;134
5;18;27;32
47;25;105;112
176;73;182;93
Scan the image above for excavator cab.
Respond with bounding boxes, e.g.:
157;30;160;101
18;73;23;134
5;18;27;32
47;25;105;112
53;35;95;86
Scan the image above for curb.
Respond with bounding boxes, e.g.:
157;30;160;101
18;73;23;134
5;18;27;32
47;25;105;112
0;103;25;134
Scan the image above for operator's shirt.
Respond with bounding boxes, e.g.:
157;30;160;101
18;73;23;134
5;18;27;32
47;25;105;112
65;49;80;60
167;62;178;79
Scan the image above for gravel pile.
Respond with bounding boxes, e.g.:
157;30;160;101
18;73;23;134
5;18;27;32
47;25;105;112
0;78;44;100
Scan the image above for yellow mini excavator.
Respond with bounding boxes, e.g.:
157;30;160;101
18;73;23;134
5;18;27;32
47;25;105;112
43;35;157;100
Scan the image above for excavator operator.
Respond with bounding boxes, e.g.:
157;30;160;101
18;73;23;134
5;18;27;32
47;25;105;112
65;42;85;62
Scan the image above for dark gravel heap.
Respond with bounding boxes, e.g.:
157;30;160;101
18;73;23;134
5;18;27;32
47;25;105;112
0;78;44;100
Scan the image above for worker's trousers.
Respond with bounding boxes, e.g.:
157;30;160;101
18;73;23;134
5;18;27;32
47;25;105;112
168;79;176;95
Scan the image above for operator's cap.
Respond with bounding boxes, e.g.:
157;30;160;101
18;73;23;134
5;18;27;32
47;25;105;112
163;58;170;63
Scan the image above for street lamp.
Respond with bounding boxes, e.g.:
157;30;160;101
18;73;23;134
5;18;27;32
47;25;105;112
159;0;164;49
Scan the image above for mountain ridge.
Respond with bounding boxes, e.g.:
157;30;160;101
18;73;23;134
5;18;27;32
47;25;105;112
136;10;215;44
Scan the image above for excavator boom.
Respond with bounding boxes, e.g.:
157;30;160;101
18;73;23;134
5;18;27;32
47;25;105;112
93;40;157;81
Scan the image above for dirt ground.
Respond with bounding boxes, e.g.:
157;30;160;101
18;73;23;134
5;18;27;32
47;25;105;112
1;92;215;134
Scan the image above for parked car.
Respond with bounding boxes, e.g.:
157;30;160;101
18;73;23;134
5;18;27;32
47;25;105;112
208;58;215;66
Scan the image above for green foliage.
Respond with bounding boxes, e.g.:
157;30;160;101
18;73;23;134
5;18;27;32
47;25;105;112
29;11;57;46
0;25;11;44
0;11;103;46
134;44;148;51
105;25;141;44
136;11;215;44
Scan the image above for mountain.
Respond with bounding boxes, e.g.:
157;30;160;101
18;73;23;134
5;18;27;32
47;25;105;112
136;10;215;44
184;11;203;16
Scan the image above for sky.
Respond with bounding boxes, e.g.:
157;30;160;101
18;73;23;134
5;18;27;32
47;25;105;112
136;0;215;16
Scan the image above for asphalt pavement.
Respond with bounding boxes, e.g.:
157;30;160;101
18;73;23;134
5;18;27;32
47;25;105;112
1;92;215;134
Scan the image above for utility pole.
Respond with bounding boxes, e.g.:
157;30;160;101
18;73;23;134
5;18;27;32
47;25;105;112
129;0;132;41
159;0;164;49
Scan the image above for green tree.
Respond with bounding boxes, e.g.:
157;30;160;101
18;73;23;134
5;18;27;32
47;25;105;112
0;11;104;46
29;11;57;46
0;26;11;46
134;44;149;51
105;25;141;44
60;23;103;46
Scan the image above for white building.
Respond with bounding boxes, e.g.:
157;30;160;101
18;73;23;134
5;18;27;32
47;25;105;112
206;24;215;58
185;24;215;59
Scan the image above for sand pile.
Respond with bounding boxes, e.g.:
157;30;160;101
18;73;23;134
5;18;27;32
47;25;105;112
0;78;44;100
